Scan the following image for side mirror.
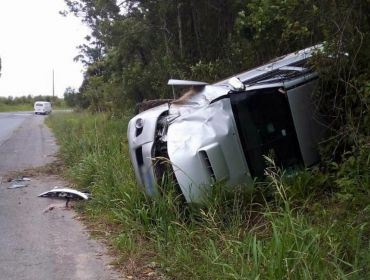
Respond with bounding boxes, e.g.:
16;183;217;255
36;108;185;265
228;77;245;91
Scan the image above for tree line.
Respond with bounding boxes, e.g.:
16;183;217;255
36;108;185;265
63;0;369;160
64;0;368;111
0;95;63;107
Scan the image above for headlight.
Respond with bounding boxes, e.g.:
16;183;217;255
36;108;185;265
135;118;144;129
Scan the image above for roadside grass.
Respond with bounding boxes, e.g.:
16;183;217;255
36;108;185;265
47;112;370;279
0;103;32;112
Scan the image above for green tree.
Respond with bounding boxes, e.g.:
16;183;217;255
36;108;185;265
64;87;78;107
63;0;369;150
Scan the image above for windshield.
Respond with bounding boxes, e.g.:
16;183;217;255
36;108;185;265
35;104;43;107
230;88;302;178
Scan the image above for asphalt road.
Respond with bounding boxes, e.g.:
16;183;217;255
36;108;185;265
0;111;58;173
0;112;121;280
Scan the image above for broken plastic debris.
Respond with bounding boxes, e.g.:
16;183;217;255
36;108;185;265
7;176;31;189
10;177;31;183
38;187;89;200
8;184;28;189
38;187;90;207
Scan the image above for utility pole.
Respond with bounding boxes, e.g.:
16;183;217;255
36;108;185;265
52;69;55;98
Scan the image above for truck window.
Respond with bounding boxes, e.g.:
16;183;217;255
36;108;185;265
230;88;302;178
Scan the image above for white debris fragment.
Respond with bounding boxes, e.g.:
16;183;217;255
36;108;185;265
11;177;31;182
21;177;31;181
38;188;89;200
8;184;28;189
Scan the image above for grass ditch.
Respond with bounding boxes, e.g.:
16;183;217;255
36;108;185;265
47;112;370;279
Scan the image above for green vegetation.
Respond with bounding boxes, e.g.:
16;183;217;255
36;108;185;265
0;103;33;112
0;95;68;112
48;112;369;279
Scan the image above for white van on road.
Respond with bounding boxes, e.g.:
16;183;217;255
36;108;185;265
34;101;52;115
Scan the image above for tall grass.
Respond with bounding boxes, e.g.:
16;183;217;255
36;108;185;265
47;112;369;279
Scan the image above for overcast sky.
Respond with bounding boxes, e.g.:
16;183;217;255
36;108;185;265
0;0;89;98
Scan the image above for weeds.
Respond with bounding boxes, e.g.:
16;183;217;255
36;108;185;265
48;112;369;279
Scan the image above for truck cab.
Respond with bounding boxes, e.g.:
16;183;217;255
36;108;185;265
128;45;326;203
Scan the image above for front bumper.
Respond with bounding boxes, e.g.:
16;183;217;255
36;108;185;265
127;104;169;196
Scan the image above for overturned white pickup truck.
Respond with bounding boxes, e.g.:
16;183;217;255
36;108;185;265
128;45;326;203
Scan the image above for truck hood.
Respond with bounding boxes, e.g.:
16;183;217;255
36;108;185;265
167;98;253;203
